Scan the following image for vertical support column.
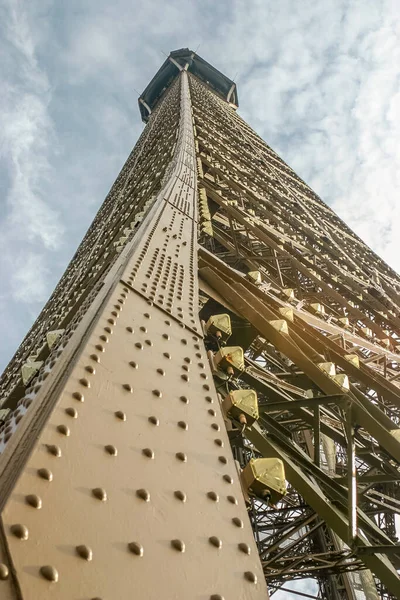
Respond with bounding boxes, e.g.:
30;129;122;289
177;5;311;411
345;402;357;545
0;72;269;600
314;406;321;467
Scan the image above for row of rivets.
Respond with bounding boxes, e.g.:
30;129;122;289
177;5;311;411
10;271;255;591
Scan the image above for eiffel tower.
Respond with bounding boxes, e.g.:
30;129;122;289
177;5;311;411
0;48;400;600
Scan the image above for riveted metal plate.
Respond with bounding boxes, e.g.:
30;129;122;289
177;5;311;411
121;74;198;331
1;72;268;599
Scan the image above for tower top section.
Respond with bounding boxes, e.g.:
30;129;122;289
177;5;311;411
138;48;238;122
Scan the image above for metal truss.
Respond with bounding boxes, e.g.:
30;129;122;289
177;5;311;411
191;71;400;600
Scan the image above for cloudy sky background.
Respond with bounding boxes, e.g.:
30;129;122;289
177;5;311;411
1;1;399;596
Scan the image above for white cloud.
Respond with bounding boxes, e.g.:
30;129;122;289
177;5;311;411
10;253;50;303
0;0;64;367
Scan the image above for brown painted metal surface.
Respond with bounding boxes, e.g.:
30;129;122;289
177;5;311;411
0;71;268;599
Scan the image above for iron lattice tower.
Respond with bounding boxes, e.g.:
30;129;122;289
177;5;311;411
0;49;400;600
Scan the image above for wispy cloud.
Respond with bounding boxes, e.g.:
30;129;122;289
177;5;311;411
0;0;64;365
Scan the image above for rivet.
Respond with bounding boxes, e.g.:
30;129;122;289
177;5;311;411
104;327;112;334
176;452;187;462
174;490;187;502
180;395;189;404
40;565;58;582
57;424;70;436
123;384;133;392
95;344;105;352
218;456;228;465
108;318;116;325
165;320;171;326
210;595;224;600
128;541;144;556
92;487;107;501
205;396;213;403
90;354;100;363
148;415;159;426
223;474;233;484
207;491;219;502
181;374;189;382
145;339;153;346
79;378;90;388
238;543;251;555
105;445;118;456
135;342;143;349
85;365;95;374
208;409;216;416
244;571;257;583
47;444;62;457
178;421;188;430
163;352;171;359
157;368;165;376
200;373;208;379
65;407;78;418
76;545;93;561
115;410;126;421
228;495;238;505
10;524;29;540
232;517;243;528
25;494;42;509
142;448;154;459
140;326;147;333
171;539;185;552
99;335;108;342
72;391;84;402
144;313;151;319
38;467;53;481
136;488;150;502
129;361;138;369
181;339;187;345
209;536;222;549
152;389;162;397
162;334;169;340
0;564;9;580
126;327;134;333
203;384;210;391
214;439;223;447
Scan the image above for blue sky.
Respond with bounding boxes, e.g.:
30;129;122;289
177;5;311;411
1;1;399;597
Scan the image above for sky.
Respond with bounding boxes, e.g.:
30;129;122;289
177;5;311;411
1;1;399;597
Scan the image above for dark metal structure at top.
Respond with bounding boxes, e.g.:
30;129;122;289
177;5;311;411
138;47;238;121
0;49;400;600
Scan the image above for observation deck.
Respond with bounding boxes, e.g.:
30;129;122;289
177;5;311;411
138;47;238;122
